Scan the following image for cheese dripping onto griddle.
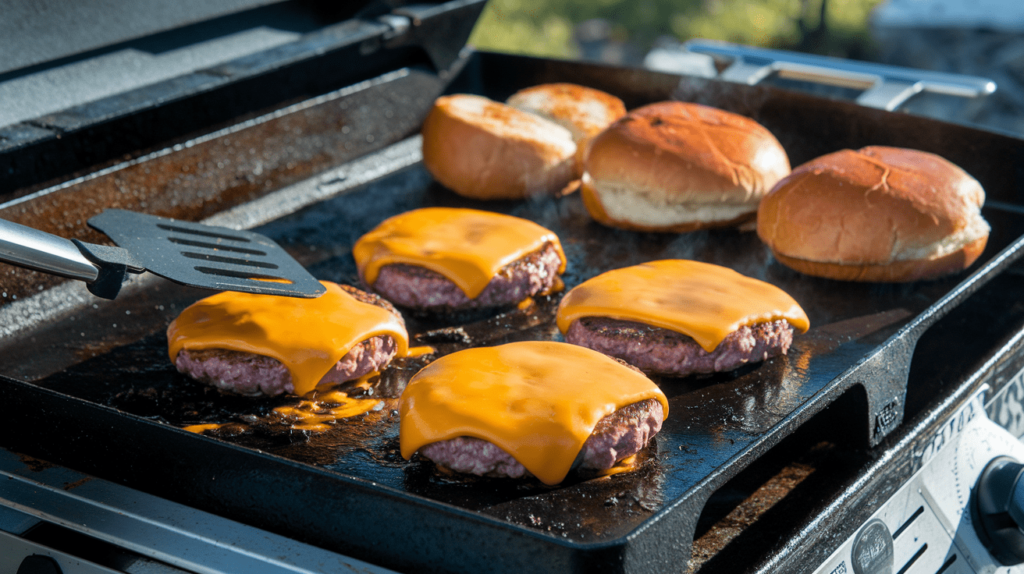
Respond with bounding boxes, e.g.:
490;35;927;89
353;207;566;299
399;341;668;485
556;260;809;352
167;281;408;396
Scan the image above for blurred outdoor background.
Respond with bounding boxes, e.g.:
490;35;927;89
468;0;880;62
464;0;1024;136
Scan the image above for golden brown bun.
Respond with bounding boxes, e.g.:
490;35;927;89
421;94;576;200
506;83;626;176
581;101;790;232
757;146;990;282
579;175;756;233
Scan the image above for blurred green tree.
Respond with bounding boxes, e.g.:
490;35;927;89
468;0;883;61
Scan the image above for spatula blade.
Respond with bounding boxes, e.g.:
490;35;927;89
88;209;326;298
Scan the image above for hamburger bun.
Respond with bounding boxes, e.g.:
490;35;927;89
581;101;790;233
421;94;576;200
757;146;990;282
506;83;626;175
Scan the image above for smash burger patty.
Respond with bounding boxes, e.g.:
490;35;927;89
419;398;663;478
556;260;809;377
565;317;795;377
353;208;567;313
400;341;669;485
170;284;407;397
370;243;563;311
175;335;397;397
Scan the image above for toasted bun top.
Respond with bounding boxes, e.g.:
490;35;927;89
167;282;409;396
506;83;627;141
584;101;791;206
434;94;575;146
421;94;577;200
399;341;668;485
757;146;989;267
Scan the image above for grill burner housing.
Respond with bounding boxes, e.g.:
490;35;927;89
2;8;1024;573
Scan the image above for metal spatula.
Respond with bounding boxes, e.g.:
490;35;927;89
0;209;326;300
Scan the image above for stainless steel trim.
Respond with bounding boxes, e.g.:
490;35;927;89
0;502;40;535
0;529;124;574
0;448;397;574
378;14;412;40
0;525;192;573
684;40;997;110
0;218;99;282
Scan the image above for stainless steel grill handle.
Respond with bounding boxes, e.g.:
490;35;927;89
684;40;997;111
0;218;99;283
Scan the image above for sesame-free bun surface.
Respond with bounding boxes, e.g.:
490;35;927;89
506;83;626;175
581;101;791;232
421;94;576;200
757;146;990;282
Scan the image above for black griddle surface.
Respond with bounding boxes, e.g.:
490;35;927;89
16;161;1024;545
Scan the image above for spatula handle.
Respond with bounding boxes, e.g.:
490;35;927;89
0;218;100;283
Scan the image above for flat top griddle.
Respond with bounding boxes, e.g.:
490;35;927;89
2;53;1024;574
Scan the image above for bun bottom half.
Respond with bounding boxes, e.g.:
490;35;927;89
580;176;755;233
769;235;988;283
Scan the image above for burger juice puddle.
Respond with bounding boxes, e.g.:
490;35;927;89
267;376;385;433
182;373;390;436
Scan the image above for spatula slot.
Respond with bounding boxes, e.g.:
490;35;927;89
167;237;266;256
157;224;252;242
182;253;279;268
193;267;293;283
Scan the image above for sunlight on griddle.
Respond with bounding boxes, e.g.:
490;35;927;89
183;422;225;434
595;454;638;478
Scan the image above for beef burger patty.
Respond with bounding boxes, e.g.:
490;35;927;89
369;243;562;312
418;398;663;479
174;285;404;397
565;317;795;377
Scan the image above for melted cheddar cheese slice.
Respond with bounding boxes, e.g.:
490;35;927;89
556;260;809;352
167;281;408;396
353;208;566;299
399;341;668;485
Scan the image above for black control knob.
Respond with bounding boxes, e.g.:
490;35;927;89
973;456;1024;565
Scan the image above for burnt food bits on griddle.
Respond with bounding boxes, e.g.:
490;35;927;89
757;146;990;282
556;260;810;377
399;341;669;485
580;101;791;233
167;282;408;397
352;208;566;313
